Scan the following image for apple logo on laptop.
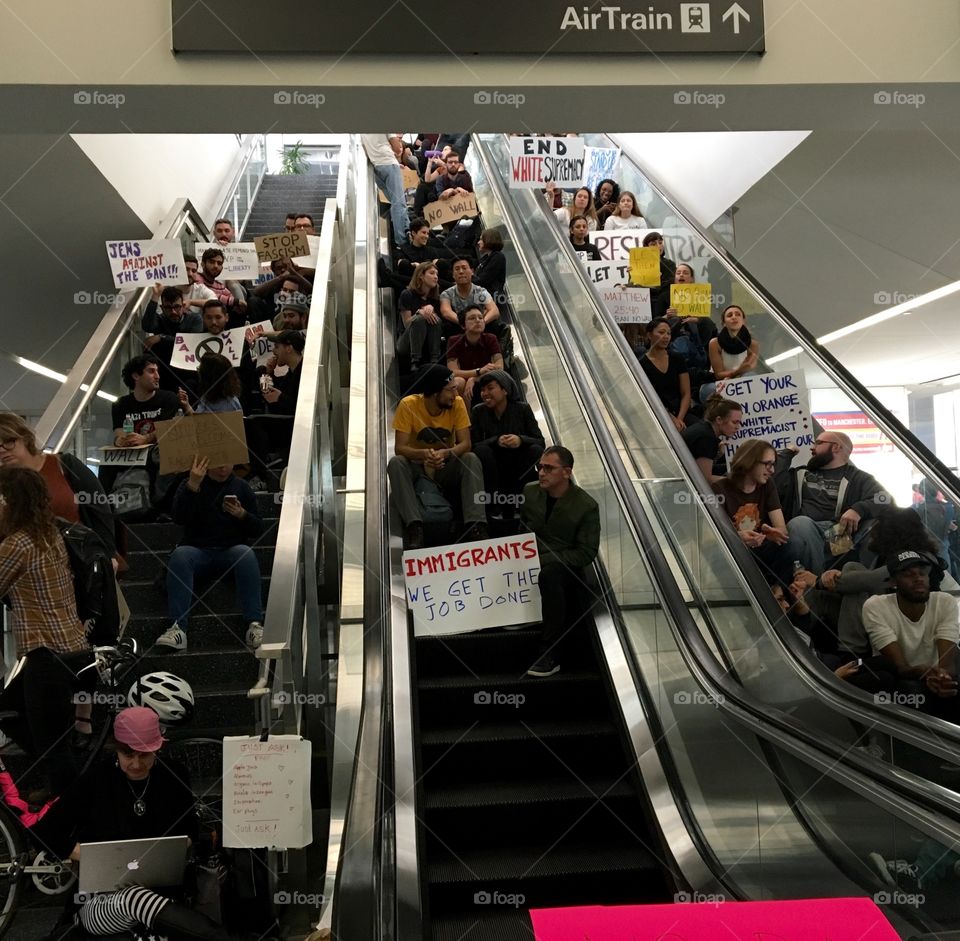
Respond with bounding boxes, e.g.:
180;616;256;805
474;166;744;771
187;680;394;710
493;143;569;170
127;859;140;871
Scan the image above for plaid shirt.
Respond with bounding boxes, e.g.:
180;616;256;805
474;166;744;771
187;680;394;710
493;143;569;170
0;530;88;657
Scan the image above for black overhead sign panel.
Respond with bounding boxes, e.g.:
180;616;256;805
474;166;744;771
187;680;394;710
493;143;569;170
171;0;765;55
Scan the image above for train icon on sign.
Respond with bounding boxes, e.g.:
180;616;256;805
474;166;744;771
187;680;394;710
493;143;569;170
680;3;711;32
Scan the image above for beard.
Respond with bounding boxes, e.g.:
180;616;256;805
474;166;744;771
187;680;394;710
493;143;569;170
807;451;832;470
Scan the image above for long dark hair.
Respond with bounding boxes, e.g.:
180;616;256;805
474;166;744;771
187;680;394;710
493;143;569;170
869;507;939;561
0;467;58;548
197;353;241;403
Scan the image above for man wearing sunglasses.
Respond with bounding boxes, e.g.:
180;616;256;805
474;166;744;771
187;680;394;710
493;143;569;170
520;446;600;678
775;431;891;574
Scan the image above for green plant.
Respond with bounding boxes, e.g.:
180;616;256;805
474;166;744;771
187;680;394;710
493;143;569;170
279;140;310;175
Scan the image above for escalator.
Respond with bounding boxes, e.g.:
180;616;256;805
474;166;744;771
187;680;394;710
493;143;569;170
468;133;960;799
327;139;960;941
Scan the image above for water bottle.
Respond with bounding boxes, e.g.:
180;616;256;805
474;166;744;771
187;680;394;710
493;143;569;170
792;560;803;576
122;417;134;435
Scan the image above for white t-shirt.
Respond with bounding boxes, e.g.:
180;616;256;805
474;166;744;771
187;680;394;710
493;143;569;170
554;207;597;231
604;214;646;230
360;135;397;167
863;592;959;668
185;283;216;310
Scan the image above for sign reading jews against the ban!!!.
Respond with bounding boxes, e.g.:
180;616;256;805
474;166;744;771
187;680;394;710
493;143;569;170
716;371;813;459
105;239;187;289
404;535;542;636
253;231;309;263
509;137;585;189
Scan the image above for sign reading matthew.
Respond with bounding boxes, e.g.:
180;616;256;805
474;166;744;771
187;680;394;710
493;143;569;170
404;535;542;636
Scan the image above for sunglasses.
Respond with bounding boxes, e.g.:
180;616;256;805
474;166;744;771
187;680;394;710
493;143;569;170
536;463;568;473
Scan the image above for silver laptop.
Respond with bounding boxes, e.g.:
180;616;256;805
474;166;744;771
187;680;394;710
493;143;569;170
79;835;190;894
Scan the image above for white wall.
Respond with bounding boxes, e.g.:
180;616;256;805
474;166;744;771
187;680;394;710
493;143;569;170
71;134;241;231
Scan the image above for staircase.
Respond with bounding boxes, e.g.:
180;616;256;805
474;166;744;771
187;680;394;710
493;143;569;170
414;623;673;941
243;173;340;241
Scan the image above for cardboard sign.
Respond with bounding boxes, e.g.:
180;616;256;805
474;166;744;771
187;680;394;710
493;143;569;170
671;282;713;317
401;165;420;189
530;898;899;941
598;287;651;324
222;736;312;850
195;242;260;280
509;136;585;189
292;234;321;268
253;231;308;263
404;535;542;636
629;246;661;287
154;411;249;474
424;193;479;227
105;239;187;289
581;146;620;193
170;321;271;370
591;228;655;261
717;371;814;459
98;445;151;466
583;259;632;287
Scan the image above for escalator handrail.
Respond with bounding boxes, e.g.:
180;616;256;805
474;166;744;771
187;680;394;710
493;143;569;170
605;131;960;510
212;133;268;236
473;134;960;833
542;136;960;754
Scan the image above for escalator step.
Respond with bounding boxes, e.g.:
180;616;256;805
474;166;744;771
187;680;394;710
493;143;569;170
425;776;634;809
420;717;615;746
417;670;600;690
430;910;534;941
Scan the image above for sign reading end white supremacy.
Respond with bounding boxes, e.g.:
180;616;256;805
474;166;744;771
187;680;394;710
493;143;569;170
403;535;542;636
509;137;585;189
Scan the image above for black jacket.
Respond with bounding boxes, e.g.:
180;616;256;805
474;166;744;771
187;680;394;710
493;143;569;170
470;401;544;451
473;251;506;305
59;453;117;557
774;452;892;523
172;475;263;549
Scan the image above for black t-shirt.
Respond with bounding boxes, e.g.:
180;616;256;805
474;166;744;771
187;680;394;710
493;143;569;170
398;288;438;318
111;390;179;435
570;239;601;262
799;465;848;521
682;420;721;462
640;353;688;416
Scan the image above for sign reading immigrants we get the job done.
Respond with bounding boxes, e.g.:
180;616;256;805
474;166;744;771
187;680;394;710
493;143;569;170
404;535;542;636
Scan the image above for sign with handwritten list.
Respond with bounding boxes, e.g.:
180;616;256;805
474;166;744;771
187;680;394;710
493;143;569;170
222;736;312;849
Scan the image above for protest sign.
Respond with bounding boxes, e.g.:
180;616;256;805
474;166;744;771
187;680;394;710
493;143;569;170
155;411;249;474
583;259;632;287
249;331;275;368
581;146;620;193
670;282;713;317
628;247;661;287
424;193;479;227
509;137;585;189
170;321;271;369
195;242;260;280
292;234;321;268
597;287;651;324
404;535;542;636
530;897;899;941
591;228;655;261
717;371;814;459
98;445;151;467
254;231;308;263
105;239;187;289
222;736;311;850
401;165;420;189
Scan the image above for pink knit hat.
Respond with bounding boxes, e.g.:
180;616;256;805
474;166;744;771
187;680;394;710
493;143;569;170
114;707;166;752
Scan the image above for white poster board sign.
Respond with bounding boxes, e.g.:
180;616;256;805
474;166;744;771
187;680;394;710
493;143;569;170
583;259;632;287
292;234;321;267
404;535;542;636
509;137;585;189
105;239;187;289
98;445;151;466
222;735;312;849
170;320;271;369
581;146;621;193
195;242;261;280
591;229;656;261
597;287;651;324
717;371;814;460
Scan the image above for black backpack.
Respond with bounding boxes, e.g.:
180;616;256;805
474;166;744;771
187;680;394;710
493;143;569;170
56;518;121;645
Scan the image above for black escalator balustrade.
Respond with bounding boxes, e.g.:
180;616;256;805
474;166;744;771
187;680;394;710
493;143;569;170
413;619;673;940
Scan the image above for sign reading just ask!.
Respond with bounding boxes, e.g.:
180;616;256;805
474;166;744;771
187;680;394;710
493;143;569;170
172;0;765;54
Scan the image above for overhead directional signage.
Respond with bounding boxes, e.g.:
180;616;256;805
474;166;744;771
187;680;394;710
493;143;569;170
172;0;764;55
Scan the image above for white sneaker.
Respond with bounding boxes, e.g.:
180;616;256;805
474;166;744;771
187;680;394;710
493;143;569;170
155;624;188;651
246;622;263;649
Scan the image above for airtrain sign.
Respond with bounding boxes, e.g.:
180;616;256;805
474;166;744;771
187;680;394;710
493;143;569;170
172;0;764;55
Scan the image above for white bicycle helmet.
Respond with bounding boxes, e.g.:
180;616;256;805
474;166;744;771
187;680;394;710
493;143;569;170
127;672;195;725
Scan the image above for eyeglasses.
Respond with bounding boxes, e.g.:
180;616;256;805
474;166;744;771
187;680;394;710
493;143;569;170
161;303;184;312
535;463;568;473
813;439;834;447
758;460;776;469
0;438;18;451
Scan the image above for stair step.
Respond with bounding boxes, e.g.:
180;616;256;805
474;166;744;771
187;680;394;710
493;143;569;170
125;546;276;581
137;647;260;688
123;520;279;551
117;576;271;618
125;614;256;650
425;776;635;809
430;911;534;941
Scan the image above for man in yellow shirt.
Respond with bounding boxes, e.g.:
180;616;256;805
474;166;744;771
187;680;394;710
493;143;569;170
388;365;487;549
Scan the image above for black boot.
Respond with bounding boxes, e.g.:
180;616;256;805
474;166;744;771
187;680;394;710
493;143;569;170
152;901;230;941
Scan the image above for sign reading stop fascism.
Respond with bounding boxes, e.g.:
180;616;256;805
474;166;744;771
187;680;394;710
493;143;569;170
403;535;542;636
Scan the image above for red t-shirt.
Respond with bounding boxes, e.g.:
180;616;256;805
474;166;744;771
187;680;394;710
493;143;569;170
39;455;80;524
446;333;501;372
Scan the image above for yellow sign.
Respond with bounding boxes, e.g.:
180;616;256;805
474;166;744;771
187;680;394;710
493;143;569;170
670;282;713;317
628;247;661;287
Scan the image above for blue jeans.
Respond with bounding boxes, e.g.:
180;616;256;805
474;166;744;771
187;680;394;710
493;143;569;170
167;545;263;630
786;515;874;574
373;163;410;246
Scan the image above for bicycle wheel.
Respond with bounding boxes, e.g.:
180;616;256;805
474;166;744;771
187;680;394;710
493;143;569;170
0;802;26;939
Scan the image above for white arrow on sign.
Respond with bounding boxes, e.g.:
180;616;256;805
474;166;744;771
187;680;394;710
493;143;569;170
723;2;751;34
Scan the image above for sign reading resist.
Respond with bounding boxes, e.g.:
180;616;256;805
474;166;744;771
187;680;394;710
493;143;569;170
404;535;542;636
509;137;585;189
105;239;187;289
591;229;655;261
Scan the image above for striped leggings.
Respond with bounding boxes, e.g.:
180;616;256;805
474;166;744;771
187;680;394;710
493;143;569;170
78;884;170;935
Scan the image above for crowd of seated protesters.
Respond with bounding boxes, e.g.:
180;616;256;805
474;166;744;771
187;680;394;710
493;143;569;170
398;261;444;371
447;306;503;402
440;257;500;335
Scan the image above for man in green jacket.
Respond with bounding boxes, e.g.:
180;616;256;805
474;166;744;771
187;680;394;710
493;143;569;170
520;445;600;677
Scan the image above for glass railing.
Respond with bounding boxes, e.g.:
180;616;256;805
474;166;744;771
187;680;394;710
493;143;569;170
215;134;268;238
473;133;960;794
466;143;960;935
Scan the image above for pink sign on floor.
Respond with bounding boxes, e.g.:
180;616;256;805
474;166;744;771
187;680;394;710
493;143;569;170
530;897;899;940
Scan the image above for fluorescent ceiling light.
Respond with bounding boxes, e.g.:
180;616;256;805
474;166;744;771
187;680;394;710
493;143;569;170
766;346;802;365
15;356;118;403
